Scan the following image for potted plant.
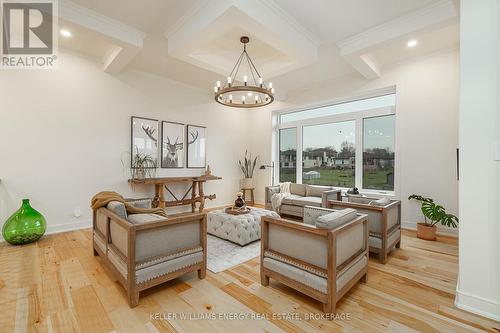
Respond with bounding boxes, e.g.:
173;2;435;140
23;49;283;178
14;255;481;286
239;150;258;189
131;148;157;181
408;194;459;240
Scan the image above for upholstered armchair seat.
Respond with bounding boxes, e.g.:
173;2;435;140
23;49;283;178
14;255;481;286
93;198;207;307
260;206;368;313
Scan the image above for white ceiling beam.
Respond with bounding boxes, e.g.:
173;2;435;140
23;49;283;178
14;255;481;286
60;0;147;73
165;0;318;79
103;46;141;74
337;0;458;79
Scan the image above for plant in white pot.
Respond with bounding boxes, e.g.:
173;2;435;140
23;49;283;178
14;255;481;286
131;148;157;181
239;151;258;189
408;194;458;240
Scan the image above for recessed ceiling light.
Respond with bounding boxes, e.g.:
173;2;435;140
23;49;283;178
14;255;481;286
407;39;418;48
60;29;72;37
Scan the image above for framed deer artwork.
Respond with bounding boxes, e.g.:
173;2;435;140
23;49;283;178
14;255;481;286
161;121;185;168
131;116;159;166
186;124;206;168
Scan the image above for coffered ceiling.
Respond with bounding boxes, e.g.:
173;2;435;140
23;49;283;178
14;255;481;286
59;0;460;98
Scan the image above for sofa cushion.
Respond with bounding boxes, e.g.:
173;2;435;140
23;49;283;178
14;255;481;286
127;213;166;224
128;199;152;209
282;196;322;207
306;185;334;197
315;208;357;229
370;197;390;206
263;257;327;293
290;183;306;196
107;201;127;219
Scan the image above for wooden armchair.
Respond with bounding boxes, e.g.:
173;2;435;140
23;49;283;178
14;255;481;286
327;196;401;264
260;207;368;313
92;199;207;307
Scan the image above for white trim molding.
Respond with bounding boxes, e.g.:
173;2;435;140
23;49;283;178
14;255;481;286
337;0;458;79
60;0;147;73
455;289;500;322
401;220;458;237
0;219;92;243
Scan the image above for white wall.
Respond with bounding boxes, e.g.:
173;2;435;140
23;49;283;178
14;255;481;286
0;50;251;235
456;0;500;321
250;49;460;234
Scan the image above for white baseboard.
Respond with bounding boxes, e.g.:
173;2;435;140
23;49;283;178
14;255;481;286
401;220;458;237
45;219;92;235
0;219;92;243
455;289;500;321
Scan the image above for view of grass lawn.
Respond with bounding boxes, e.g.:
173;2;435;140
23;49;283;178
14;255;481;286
279;167;394;190
363;168;394;191
303;168;355;188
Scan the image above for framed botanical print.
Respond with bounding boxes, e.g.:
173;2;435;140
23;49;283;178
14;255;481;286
131;116;159;166
186;124;206;168
161;121;185;168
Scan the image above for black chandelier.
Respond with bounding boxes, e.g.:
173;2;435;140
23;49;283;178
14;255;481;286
213;36;274;108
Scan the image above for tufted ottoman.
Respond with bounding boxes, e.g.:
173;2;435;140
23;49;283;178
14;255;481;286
207;208;279;246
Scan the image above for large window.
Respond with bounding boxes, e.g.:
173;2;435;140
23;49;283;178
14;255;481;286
279;128;297;183
363;115;395;191
302;121;355;187
274;92;396;194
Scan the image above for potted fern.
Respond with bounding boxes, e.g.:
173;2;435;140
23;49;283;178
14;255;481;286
408;194;458;240
239;151;258;189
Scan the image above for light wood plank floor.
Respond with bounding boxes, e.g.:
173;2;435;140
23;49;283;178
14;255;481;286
1;228;499;333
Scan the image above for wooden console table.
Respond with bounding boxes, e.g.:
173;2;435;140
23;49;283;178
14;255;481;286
128;175;222;212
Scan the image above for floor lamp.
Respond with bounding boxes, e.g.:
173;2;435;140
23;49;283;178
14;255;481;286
259;162;275;186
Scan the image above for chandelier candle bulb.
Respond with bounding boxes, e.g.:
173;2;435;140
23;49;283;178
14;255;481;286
269;82;273;89
216;81;221;88
214;86;218;93
244;75;248;86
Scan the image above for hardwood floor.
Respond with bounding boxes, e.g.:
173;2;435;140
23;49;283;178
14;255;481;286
1;228;499;333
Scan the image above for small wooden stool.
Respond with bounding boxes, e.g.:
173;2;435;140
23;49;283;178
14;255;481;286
241;188;255;206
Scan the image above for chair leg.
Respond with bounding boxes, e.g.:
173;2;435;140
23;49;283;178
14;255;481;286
198;268;206;279
128;289;139;308
395;240;401;248
323;301;335;314
93;247;99;256
379;249;388;264
261;272;269;286
361;273;367;283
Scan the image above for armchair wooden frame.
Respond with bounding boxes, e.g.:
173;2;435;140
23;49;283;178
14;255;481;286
92;207;207;307
260;214;369;314
327;199;401;264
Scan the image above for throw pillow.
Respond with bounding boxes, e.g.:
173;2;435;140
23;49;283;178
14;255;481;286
315;208;357;229
370;197;390;206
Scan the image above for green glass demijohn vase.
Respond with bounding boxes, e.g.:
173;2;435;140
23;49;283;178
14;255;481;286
2;199;46;245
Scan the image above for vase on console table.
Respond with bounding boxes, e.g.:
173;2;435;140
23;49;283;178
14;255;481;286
2;199;46;245
241;177;253;189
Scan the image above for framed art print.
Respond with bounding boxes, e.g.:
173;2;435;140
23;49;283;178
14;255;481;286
186;124;206;168
131;116;159;165
161;121;185;168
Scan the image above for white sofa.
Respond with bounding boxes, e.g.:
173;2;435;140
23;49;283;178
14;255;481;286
265;183;341;217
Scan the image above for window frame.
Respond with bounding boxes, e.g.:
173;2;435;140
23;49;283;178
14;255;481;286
272;87;398;196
